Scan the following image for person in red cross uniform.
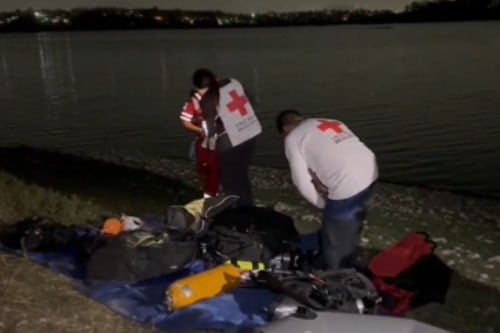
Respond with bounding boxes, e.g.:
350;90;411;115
179;88;220;198
276;110;378;271
189;68;259;207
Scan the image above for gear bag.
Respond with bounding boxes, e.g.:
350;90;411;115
256;269;380;314
165;195;240;238
368;232;452;316
201;206;300;267
0;216;81;252
84;230;197;283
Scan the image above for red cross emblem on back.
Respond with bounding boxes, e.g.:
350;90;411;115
226;90;249;117
317;120;344;134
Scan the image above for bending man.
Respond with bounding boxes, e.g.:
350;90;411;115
276;110;378;270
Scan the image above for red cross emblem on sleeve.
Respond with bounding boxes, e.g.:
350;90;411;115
317;120;344;134
226;90;249;117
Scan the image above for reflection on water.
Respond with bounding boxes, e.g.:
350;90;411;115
37;33;81;117
106;57;117;96
160;46;169;93
252;65;261;104
0;39;11;95
37;33;60;118
65;37;78;104
1;23;500;197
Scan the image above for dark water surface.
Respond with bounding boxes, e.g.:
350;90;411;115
1;22;500;197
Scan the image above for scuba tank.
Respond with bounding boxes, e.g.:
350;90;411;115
165;264;245;312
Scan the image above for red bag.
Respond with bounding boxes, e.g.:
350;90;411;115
368;232;436;316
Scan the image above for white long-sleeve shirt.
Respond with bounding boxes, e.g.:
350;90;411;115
285;118;378;208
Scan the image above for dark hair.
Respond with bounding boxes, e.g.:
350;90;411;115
192;68;220;119
192;68;217;89
276;109;302;133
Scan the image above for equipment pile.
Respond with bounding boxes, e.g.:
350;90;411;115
0;194;453;330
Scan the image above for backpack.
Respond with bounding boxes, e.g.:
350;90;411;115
256;269;380;315
368;232;452;316
201;207;300;267
84;230;197;283
165;195;240;238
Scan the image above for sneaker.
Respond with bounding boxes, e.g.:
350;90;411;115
202;194;240;220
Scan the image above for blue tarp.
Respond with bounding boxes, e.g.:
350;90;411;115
0;240;281;332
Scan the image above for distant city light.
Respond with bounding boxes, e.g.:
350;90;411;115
0;4;494;32
34;11;49;23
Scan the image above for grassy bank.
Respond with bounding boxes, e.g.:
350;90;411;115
0;171;156;333
0;146;499;333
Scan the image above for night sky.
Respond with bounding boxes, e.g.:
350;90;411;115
0;0;414;13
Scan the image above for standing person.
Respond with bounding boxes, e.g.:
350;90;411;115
192;68;262;207
180;87;220;198
276;109;378;270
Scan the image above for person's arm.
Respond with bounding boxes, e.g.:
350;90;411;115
285;139;326;209
181;120;203;136
180;101;203;136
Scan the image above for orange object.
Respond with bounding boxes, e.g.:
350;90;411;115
166;264;242;312
101;218;123;237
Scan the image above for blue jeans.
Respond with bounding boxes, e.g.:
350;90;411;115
320;183;376;270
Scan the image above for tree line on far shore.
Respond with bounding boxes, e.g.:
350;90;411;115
0;0;499;32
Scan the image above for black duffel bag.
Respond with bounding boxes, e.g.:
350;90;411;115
0;216;81;252
84;230;198;283
201;206;301;267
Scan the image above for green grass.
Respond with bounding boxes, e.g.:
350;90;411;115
0;170;103;224
0;146;499;333
0;171;155;333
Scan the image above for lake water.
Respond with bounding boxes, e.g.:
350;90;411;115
1;22;500;197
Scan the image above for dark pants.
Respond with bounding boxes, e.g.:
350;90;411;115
216;137;256;207
320;183;376;270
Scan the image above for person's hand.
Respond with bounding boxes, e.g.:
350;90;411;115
309;169;328;198
313;180;329;198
